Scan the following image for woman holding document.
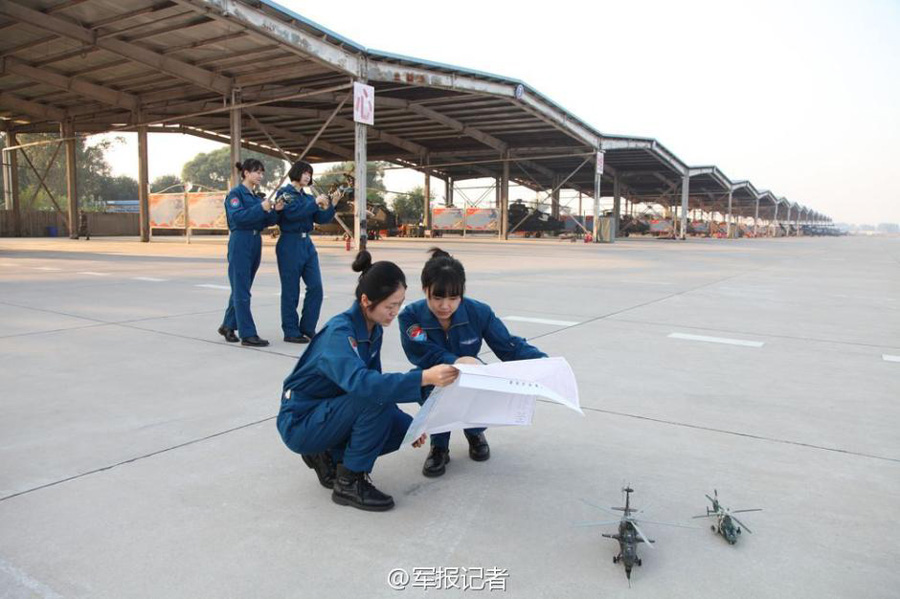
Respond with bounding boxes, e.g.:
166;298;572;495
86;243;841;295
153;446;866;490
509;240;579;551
398;248;547;478
277;250;458;512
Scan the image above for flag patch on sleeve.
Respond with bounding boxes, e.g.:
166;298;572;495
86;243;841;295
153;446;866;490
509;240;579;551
406;324;426;342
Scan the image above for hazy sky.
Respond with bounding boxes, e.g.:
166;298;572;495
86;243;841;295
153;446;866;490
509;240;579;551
104;0;900;224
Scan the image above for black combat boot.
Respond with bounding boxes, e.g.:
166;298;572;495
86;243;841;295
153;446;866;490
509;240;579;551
331;464;394;511
241;335;269;347
301;452;336;489
465;432;490;462
422;446;450;477
217;325;239;343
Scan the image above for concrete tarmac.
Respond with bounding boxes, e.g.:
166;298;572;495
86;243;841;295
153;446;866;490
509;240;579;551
1;234;898;598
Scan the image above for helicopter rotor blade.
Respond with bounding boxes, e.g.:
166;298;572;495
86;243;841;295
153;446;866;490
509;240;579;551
692;514;714;519
635;517;699;530
705;494;715;504
731;516;753;534
731;509;763;514
573;520;621;527
579;498;620;516
632;523;655;548
635;502;653;515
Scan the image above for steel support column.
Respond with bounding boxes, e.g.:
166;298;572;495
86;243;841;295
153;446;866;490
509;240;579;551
4;131;21;236
679;172;689;240
772;203;779;237
500;152;509;240
551;175;560;220
612;173;621;240
61;121;78;239
754;197;760;237
592;150;603;242
229;89;242;188
423;159;431;231
726;189;733;238
354;121;367;251
137;112;150;242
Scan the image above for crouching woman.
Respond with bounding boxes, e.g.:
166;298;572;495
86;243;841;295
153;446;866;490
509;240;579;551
277;250;458;511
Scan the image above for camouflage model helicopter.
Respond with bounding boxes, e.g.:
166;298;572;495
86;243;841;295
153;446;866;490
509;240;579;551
312;172;398;238
693;490;761;545
577;486;693;585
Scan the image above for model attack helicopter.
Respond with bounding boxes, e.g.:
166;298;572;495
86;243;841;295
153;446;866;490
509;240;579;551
694;490;761;545
312;173;398;238
577;486;693;585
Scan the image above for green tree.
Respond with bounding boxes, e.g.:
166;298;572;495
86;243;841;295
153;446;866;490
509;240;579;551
97;175;139;207
150;174;182;193
315;161;387;204
181;148;286;192
2;133;120;211
392;186;432;224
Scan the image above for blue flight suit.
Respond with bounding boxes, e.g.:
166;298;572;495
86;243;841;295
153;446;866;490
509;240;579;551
275;184;335;338
221;184;278;339
398;297;547;449
277;302;424;473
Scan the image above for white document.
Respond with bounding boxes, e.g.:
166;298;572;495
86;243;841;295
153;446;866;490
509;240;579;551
402;357;582;447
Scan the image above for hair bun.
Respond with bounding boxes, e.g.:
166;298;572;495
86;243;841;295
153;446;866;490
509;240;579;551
234;161;243;171
352;250;373;273
427;247;451;260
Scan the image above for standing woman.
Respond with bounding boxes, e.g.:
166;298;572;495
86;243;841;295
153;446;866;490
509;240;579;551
398;248;547;477
218;159;281;347
277;250;458;511
275;160;336;343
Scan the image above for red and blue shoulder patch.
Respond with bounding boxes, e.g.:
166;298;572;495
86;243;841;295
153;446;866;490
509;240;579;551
229;197;240;208
406;324;426;342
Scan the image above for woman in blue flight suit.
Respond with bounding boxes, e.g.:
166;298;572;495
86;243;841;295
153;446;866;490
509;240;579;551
277;250;459;511
275;160;336;343
218;159;281;347
399;248;547;477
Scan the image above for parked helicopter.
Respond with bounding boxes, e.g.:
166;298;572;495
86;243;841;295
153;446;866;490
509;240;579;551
693;490;761;545
577;486;693;584
507;199;565;236
618;214;650;236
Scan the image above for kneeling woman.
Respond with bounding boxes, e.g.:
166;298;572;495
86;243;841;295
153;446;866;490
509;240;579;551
277;251;458;511
399;248;547;477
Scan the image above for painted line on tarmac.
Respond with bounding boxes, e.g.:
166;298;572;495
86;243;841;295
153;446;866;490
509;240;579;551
883;354;900;363
567;403;900;464
270;292;327;298
0;416;277;503
618;280;671;286
77;271;108;276
0;557;63;599
505;315;580;327
613;317;900;352
133;277;167;282
195;284;230;290
668;332;764;348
